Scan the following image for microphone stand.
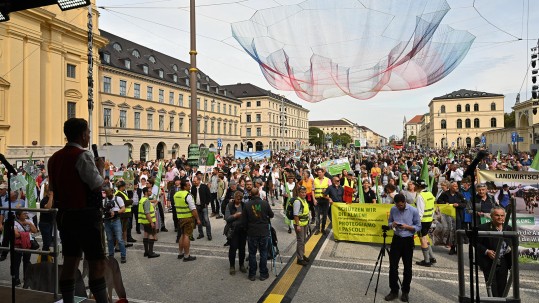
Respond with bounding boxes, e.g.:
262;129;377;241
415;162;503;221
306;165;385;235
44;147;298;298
0;154;17;303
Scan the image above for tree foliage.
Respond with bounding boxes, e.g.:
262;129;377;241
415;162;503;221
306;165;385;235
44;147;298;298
504;111;515;128
309;127;324;146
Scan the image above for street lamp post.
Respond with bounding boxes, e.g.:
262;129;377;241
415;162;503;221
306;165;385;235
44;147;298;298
189;0;198;144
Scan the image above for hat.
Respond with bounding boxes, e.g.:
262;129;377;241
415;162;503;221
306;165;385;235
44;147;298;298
347;171;354;176
502;184;509;188
229;180;237;186
0;183;7;189
116;180;126;188
417;179;428;187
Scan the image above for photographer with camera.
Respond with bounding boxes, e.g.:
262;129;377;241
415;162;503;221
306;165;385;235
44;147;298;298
385;193;421;302
102;188;127;263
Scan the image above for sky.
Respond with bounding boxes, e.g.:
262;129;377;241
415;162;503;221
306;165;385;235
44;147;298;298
95;0;539;139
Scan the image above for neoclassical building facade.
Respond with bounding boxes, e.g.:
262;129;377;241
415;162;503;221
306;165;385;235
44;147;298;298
98;31;242;160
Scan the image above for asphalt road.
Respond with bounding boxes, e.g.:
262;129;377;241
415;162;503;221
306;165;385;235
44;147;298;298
0;195;538;303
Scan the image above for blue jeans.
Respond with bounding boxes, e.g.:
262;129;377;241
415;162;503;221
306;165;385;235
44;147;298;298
104;219;126;257
197;206;212;236
38;222;53;251
247;235;269;278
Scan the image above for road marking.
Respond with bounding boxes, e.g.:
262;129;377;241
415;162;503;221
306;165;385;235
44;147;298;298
259;224;328;303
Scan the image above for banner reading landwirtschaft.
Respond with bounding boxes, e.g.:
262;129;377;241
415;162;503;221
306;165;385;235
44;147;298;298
478;170;539;263
331;203;456;246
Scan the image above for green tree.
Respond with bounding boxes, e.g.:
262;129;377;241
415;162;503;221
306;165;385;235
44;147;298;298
504;111;515;128
309;127;324;147
339;133;352;146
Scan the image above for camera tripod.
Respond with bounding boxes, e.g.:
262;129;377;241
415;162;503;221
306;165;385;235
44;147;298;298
365;227;402;303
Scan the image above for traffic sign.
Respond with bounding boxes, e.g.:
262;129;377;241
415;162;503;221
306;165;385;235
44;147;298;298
217;138;222;148
511;132;518;143
517;136;524;142
481;136;486;144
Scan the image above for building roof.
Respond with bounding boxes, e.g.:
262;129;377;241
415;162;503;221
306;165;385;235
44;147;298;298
99;30;237;102
432;89;503;100
407;115;423;124
221;83;306;109
309;120;351;127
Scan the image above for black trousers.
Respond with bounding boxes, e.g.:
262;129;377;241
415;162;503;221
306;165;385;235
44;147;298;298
389;235;414;294
210;193;218;214
157;200;165;228
0;219;13;257
482;259;509;297
228;229;247;267
132;204;141;232
170;200;178;229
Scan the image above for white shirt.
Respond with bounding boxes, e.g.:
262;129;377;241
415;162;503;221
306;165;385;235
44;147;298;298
185;194;196;211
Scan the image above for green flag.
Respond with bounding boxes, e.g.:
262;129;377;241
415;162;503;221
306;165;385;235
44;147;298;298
357;177;365;203
24;154;37;209
151;161;164;198
497;150;501;163
420;160;429;184
448;150;455;161
530;151;539;171
399;172;403;192
375;176;382;204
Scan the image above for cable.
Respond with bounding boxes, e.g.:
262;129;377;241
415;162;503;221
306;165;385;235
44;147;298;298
99;0;250;9
472;0;521;40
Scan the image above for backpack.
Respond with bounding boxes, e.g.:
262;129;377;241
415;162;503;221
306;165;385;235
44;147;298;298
285;198;303;220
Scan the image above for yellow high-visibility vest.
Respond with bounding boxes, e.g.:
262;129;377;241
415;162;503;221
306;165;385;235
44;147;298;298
314;177;329;198
138;197;155;224
115;190;131;213
418;191;435;223
174;190;193;219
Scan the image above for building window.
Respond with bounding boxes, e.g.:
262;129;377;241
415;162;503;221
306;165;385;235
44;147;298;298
235;124;237;135
103;77;111;93
491;117;497;127
147;114;153;130
211;101;215;112
256;114;261;122
134;83;140;98
457;119;462;128
159;89;164;103
246;101;251;107
125;59;131;70
217;122;221;134
132;49;140;58
474;103;479;111
223;104;226;114
197;120;200;133
229;123;232;134
179;118;184;132
170;116;174;132
465;104;470;112
234;106;237;116
257;127;262;136
173;74;178;83
197;81;200;89
67;102;76;119
149;55;156;64
456;104;461;112
143;65;149;74
134;112;140;129
103;53;110;64
147;86;153;101
441;119;446;129
491;102;496;111
465;118;471;128
256;101;261;107
159;115;164;131
440;105;445;114
186;78;190;86
119;110;127;128
217;102;221;113
229;105;232;114
204;99;208;111
197;98;200;109
113;43;122;52
103;108;112;127
246;114;251;122
204;120;208;133
246;127;251;137
159;70;164;79
474;118;480;128
120;80;127;96
188;96;191;108
169;92;174;104
179;94;184;106
67;64;76;78
211;121;215;134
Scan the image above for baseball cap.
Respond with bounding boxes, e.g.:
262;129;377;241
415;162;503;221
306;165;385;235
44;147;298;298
347;171;354;176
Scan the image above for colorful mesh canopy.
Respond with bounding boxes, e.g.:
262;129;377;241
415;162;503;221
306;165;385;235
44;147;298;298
231;0;475;102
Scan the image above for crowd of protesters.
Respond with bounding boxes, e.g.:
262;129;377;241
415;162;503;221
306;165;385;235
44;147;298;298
0;144;530;286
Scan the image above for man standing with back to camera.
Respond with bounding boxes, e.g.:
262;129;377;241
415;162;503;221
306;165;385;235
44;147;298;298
48;118;109;303
385;193;421;302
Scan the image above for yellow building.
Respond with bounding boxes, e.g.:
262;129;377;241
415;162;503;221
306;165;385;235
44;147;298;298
428;89;505;148
98;31;242;160
0;4;106;161
222;83;309;151
403;115;423;146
